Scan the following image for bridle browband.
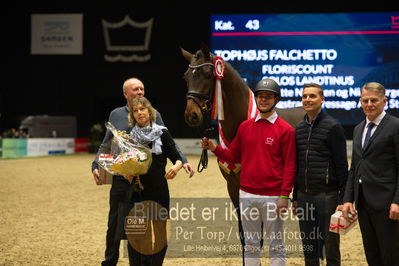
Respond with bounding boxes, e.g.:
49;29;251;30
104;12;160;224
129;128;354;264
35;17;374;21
188;62;214;69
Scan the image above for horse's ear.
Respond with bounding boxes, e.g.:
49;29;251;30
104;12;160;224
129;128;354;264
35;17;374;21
200;43;211;59
180;47;192;62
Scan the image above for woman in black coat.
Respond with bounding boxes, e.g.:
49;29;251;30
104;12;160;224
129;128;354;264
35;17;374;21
125;96;183;266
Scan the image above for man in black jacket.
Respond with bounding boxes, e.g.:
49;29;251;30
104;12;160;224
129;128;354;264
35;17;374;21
342;82;399;266
293;83;348;266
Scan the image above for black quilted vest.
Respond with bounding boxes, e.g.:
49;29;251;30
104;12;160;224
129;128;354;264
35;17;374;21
295;112;339;193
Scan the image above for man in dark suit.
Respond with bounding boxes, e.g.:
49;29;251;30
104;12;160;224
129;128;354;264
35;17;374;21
342;82;399;266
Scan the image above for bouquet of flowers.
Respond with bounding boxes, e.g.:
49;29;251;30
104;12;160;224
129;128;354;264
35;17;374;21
98;122;152;179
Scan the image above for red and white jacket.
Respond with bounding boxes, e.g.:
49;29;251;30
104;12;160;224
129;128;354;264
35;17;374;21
213;112;296;197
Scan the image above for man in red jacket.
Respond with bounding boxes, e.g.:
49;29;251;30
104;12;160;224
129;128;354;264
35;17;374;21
201;78;296;266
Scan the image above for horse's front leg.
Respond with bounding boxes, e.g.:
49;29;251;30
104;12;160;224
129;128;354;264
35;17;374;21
221;171;240;206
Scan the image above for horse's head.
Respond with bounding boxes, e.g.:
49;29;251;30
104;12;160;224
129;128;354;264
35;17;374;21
181;45;215;127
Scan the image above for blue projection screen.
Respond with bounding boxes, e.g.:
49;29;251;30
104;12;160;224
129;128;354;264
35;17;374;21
211;12;399;125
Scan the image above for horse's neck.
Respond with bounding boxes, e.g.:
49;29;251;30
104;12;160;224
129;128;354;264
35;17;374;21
219;65;249;142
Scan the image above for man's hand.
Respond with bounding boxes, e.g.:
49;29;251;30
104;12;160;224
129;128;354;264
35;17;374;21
335;204;344;212
342;202;357;222
200;138;216;151
389;203;399;220
183;163;195;178
123;175;134;183
276;197;289;215
92;169;102;185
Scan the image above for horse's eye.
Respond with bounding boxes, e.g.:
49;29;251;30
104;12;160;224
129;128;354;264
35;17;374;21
204;69;213;78
183;70;190;79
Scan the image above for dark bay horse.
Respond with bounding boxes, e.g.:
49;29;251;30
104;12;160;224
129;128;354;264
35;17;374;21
182;45;305;206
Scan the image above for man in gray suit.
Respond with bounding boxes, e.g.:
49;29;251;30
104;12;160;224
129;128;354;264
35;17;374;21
342;82;399;266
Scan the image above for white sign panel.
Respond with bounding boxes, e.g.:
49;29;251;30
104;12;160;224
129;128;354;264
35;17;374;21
31;14;83;54
174;139;217;155
27;138;75;156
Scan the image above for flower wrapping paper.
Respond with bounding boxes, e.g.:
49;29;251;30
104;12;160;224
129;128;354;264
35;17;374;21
98;122;152;177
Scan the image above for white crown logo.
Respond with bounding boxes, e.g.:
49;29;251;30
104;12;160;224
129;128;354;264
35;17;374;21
102;15;154;62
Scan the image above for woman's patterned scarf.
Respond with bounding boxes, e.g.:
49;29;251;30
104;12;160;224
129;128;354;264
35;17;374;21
130;123;166;154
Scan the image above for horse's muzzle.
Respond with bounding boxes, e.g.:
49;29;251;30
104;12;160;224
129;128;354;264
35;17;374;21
184;111;202;127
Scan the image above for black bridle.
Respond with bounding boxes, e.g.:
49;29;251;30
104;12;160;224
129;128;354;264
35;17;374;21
185;61;217;172
185;62;215;117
